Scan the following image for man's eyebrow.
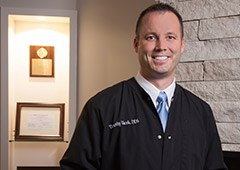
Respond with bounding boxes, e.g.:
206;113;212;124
143;32;158;37
166;32;180;38
166;32;177;35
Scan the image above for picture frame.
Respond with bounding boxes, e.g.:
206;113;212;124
15;102;65;141
30;45;54;77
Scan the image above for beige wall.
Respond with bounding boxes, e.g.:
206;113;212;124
77;0;154;111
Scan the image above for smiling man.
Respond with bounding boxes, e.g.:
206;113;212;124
60;3;227;170
134;10;184;90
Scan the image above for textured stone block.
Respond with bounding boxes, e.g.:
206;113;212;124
222;144;240;152
179;81;240;101
210;102;240;123
204;59;240;81
183;21;199;41
211;0;240;17
177;1;214;20
181;38;240;62
178;0;193;2
199;39;240;60
176;62;203;82
177;0;240;21
199;16;240;40
181;41;205;62
217;123;240;144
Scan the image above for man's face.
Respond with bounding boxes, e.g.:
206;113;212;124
134;11;185;81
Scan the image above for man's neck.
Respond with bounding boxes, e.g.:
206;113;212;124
140;72;175;90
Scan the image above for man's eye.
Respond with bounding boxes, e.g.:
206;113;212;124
146;35;156;41
167;35;176;40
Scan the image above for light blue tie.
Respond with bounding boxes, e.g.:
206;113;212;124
156;91;168;132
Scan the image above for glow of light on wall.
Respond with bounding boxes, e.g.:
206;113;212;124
36;17;46;21
10;20;70;87
16;29;68;47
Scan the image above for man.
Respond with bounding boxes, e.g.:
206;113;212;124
60;3;227;170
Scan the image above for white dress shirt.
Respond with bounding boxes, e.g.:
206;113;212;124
135;73;176;110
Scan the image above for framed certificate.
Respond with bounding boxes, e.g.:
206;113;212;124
30;45;54;77
15;102;65;141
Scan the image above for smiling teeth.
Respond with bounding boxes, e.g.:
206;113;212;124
152;56;168;60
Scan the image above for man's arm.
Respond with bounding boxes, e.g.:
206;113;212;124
60;100;102;170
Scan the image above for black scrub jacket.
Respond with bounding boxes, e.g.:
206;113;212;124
60;78;227;170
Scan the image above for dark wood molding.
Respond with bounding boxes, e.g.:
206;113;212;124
17;167;60;170
223;151;240;170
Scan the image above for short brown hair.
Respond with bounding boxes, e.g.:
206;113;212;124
135;3;184;38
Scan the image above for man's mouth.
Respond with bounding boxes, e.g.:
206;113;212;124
152;55;168;60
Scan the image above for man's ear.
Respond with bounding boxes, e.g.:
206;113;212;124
180;38;185;54
133;36;139;53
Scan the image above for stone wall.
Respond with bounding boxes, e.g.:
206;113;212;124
160;0;240;151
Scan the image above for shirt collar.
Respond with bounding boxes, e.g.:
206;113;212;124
135;73;176;108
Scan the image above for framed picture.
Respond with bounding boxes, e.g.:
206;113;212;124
30;45;54;77
15;102;65;141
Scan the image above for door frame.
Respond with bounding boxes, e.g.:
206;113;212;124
0;7;78;169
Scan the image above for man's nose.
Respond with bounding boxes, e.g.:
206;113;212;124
155;38;167;51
